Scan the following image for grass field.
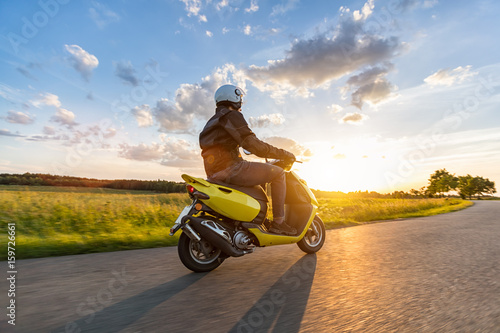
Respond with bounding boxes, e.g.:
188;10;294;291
0;185;473;260
317;197;472;228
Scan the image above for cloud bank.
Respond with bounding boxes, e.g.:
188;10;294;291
244;0;405;107
119;137;200;167
131;64;246;132
264;136;313;157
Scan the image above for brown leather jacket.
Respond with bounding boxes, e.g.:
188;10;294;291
199;106;293;178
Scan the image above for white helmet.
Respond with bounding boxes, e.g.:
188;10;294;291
214;84;245;106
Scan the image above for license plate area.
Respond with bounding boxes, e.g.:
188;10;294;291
174;203;194;225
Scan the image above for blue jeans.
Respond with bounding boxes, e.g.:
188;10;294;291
209;161;286;219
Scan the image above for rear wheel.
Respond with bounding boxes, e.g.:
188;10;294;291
297;215;326;254
178;232;225;272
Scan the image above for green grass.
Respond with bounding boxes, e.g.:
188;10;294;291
318;197;473;228
0;186;473;259
0;185;155;194
0;186;191;259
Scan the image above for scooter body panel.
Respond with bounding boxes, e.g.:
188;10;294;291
249;170;319;246
182;168;319;247
248;206;317;246
182;174;261;222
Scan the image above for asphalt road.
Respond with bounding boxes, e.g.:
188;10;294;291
1;201;499;333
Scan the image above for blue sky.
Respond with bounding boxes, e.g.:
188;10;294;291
1;0;499;192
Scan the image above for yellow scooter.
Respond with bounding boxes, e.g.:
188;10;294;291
170;159;325;272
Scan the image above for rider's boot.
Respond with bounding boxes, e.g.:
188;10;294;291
269;220;297;236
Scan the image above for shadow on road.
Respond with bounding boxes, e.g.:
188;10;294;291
228;254;317;333
51;272;207;333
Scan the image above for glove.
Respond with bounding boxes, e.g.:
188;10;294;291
281;150;296;163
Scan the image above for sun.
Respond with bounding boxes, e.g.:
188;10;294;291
293;142;393;193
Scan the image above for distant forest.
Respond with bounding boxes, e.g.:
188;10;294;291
1;169;496;199
0;173;186;193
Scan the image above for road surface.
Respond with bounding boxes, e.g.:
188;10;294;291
1;201;499;332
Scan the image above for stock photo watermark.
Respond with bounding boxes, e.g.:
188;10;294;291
111;62;169;121
384;74;497;189
6;222;17;326
61;267;135;333
6;0;71;54
50;118;114;175
233;255;316;333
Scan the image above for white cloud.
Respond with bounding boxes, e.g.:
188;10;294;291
216;0;229;10
424;65;477;87
245;0;259;13
249;113;285;128
243;25;252;35
89;1;120;29
160;137;201;166
64;44;99;81
62;124;115;146
206;30;213;37
31;92;61;108
131;105;153;127
119;143;164;161
151;64;246;132
5;111;34;124
353;0;374;21
264;136;313;157
245;2;405;104
180;0;207;22
118;137;200;167
51;108;77;127
339;112;369;125
153;98;193;132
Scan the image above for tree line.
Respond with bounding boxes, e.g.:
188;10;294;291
0;173;186;193
1;170;496;199
420;169;496;199
313;169;496;200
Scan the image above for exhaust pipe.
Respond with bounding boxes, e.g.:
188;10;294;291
188;216;248;257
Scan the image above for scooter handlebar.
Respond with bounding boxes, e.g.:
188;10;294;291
267;158;301;171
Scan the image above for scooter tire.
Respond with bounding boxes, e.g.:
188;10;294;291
297;215;326;254
178;232;225;273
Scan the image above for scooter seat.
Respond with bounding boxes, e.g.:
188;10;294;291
209;180;269;203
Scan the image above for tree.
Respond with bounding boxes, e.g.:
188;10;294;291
427;169;458;197
457;175;496;199
457;175;475;199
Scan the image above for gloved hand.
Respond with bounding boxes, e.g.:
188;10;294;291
282;150;296;163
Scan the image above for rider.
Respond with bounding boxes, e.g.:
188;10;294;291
199;84;297;236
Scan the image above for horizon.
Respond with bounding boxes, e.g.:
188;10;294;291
2;170;497;197
1;0;500;193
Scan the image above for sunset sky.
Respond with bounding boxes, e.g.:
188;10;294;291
1;0;499;193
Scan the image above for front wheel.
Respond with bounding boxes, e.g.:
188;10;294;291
297;215;326;254
178;232;225;272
